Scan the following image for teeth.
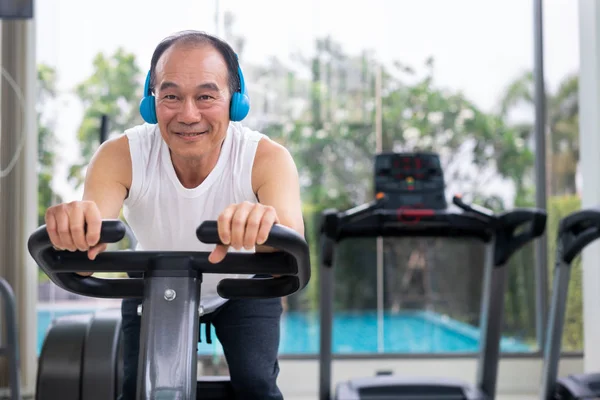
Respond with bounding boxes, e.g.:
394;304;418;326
179;132;201;137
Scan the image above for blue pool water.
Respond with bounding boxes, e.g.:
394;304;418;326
36;308;531;356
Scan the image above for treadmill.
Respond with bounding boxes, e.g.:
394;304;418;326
318;152;547;400
540;208;600;400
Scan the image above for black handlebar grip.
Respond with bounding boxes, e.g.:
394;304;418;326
96;219;127;243
195;220;223;244
558;208;600;237
27;219;136;298
494;209;547;266
196;221;311;299
558;208;600;264
28;219;127;253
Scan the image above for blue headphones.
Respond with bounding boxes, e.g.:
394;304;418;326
138;59;250;124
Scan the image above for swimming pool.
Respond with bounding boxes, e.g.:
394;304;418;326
36;308;531;356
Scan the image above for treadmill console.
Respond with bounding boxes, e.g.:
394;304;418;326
374;152;447;209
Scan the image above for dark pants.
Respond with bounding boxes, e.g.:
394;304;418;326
118;296;284;400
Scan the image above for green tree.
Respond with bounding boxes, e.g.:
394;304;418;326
499;71;579;196
68;48;143;188
37;64;62;224
37;63;62;281
264;38;534;210
546;195;583;350
257;36;536;318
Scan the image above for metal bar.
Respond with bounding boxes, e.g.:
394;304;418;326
99;114;109;144
476;240;507;397
319;243;334;400
137;273;201;400
1;20;23;399
533;0;549;352
1;17;38;395
377;237;384;353
375;61;385;356
540;256;572;399
578;0;600;372
318;267;334;400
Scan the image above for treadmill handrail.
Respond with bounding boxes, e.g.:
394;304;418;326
321;196;547;267
28;219;311;300
557;208;600;264
540;208;600;399
494;208;547;266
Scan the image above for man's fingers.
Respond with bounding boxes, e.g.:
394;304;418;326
256;207;278;245
45;212;63;250
56;208;76;252
87;243;107;260
84;204;102;247
243;205;265;249
68;202;87;251
217;205;236;245
229;202;253;250
208;244;229;264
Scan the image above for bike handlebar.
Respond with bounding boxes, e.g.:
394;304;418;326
28;220;311;300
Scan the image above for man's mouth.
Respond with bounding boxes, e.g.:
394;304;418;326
175;131;208;137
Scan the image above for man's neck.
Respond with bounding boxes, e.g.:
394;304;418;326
170;147;221;189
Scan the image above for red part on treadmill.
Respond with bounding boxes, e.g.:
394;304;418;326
395;208;435;224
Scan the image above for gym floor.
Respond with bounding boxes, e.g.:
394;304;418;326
285;395;537;399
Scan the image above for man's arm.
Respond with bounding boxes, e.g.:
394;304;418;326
208;137;304;263
82;135;132;218
252;138;305;251
44;134;132;265
80;135;132;259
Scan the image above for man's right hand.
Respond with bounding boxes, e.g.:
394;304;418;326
44;200;106;275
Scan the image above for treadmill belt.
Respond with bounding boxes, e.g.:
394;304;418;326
358;385;467;399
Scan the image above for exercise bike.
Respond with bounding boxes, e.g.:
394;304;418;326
540;208;600;399
28;219;311;400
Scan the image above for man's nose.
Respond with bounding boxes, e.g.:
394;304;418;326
177;97;202;124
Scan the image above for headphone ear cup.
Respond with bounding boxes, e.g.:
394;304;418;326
229;60;250;122
139;96;157;124
229;91;250;122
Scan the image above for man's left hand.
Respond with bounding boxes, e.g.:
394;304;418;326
208;201;280;263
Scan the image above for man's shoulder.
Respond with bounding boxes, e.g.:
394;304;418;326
228;122;284;155
123;123;160;141
97;123;159;163
229;121;266;143
234;122;297;194
253;132;296;177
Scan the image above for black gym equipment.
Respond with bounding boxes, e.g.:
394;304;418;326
0;277;21;400
540;208;600;399
374;151;447;210
319;152;547;400
29;219;311;400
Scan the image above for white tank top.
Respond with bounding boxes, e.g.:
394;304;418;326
122;122;266;313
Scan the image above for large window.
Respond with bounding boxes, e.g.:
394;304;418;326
34;0;582;363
